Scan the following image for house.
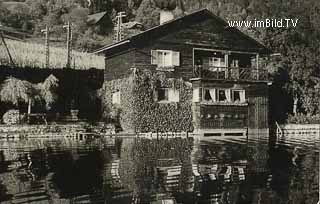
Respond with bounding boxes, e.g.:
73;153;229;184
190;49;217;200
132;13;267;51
87;11;108;25
95;9;271;136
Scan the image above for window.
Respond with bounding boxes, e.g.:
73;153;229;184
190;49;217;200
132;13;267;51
232;90;245;102
217;89;231;102
112;91;121;104
151;50;180;68
203;88;216;102
209;56;227;67
156;88;179;102
230;59;239;67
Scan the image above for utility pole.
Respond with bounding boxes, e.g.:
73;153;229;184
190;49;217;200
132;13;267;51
114;12;126;42
63;22;72;68
41;26;50;68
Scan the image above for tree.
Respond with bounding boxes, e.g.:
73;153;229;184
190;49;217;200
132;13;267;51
0;77;34;114
135;0;161;29
26;0;48;19
37;74;59;111
62;7;89;36
0;1;10;25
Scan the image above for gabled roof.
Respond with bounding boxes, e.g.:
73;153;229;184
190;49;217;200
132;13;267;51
93;9;272;55
87;11;108;25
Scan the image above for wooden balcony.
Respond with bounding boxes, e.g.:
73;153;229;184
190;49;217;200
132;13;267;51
193;66;268;82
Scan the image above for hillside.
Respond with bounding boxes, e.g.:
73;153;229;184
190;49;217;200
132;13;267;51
0;39;105;69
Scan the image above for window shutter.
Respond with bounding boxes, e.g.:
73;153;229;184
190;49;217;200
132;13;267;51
151;50;158;65
153;89;158;101
112;93;117;104
172;51;180;66
117;92;121;104
169;88;180;102
193;88;200;102
226;89;231;102
112;91;121;104
209;89;216;102
240;91;246;102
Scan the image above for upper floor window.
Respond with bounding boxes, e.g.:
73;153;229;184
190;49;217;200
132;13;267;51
156;88;179;102
151;50;180;68
209;55;227;67
112;90;121;104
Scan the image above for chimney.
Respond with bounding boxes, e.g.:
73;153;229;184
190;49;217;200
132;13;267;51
160;10;174;25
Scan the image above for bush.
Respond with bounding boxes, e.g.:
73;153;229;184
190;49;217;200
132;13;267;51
287;113;320;124
2;109;26;125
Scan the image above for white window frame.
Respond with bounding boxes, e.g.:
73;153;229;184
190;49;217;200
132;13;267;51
209;54;228;72
151;50;180;68
112;91;121;104
217;89;231;102
232;89;246;103
156;87;179;103
202;88;216;102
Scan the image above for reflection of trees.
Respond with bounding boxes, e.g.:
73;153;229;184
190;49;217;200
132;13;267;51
0;138;115;204
286;151;319;204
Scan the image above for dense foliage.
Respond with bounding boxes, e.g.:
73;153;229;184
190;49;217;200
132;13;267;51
287;113;320;124
101;71;193;132
0;75;59;114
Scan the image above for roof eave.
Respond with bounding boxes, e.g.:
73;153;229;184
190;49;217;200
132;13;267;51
92;40;131;54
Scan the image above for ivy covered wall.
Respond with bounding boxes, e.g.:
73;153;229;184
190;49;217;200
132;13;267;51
101;70;194;133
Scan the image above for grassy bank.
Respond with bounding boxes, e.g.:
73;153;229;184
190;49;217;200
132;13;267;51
0;39;105;70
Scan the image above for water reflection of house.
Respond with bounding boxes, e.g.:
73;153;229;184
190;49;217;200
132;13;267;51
150;193;177;204
95;8;271;136
156;159;182;192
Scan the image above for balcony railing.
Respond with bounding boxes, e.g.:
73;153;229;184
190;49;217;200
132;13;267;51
193;66;268;82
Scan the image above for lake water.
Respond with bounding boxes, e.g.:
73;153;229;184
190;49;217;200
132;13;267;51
0;134;318;204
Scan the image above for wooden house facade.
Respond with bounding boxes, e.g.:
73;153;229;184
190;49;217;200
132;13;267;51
95;9;271;136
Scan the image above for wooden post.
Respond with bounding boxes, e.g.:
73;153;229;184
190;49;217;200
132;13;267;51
256;54;260;80
41;26;50;68
63;22;72;68
225;54;228;79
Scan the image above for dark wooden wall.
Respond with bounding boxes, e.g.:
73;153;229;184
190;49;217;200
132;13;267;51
191;81;269;129
247;83;269;129
104;50;135;81
134;41;194;80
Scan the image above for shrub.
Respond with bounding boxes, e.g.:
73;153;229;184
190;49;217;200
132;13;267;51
287;113;320;124
2;109;25;125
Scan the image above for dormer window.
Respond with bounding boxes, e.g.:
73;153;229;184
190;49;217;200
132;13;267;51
151;50;180;69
